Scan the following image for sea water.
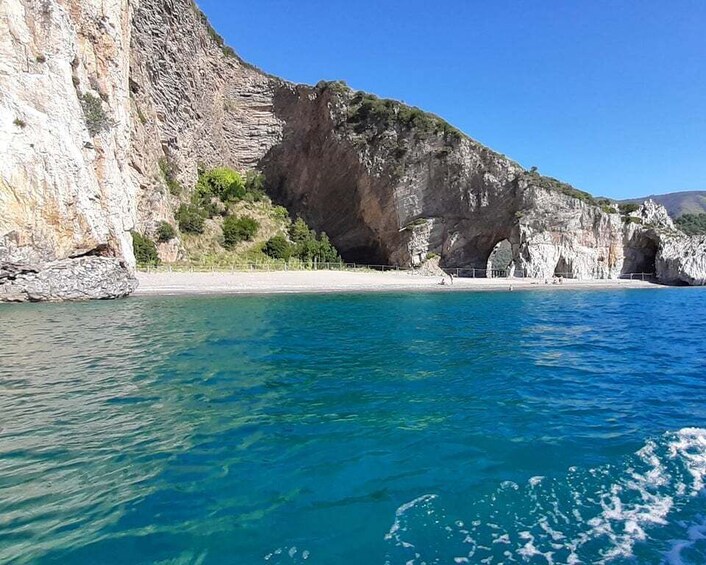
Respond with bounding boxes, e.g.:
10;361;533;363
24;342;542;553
1;288;706;564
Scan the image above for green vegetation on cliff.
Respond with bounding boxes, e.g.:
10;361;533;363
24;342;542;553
156;221;176;242
80;93;111;136
676;213;706;235
523;169;613;209
345;89;462;140
132;231;159;266
163;166;342;267
223;216;259;247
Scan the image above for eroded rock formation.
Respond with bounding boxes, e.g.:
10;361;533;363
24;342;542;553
0;256;136;302
1;0;137;298
1;0;704;301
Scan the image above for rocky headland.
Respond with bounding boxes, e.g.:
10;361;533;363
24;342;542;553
1;0;704;301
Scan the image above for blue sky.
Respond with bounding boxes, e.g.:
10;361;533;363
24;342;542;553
197;0;705;199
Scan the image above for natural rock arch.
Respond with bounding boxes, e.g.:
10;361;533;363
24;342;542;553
487;239;513;277
554;255;573;278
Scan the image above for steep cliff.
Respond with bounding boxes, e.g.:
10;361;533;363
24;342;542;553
2;0;704;300
128;0;283;236
259;82;704;283
0;0;136;299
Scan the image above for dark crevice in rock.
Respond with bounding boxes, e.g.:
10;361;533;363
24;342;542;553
68;243;114;259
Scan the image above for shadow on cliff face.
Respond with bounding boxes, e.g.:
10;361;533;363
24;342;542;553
260;82;523;268
259;85;402;265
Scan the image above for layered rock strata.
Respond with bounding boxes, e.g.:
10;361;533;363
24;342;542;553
0;256;136;302
1;0;704;301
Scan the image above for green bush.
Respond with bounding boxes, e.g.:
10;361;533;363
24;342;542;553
131;231;159;265
346;91;461;140
80;93;111;136
158;157;182;195
263;235;292;260
272;206;289;221
525;170;600;206
618;203;640;215
156;221;176;242
286;218;342;262
13;118;26;128
195;167;245;202
289;217;313;244
191;193;222;218
222;215;259;247
176;204;205;234
676;213;706;235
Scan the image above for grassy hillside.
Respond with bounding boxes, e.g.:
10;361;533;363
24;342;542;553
133;167;340;267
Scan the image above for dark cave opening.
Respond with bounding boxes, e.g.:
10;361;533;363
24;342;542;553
623;235;658;275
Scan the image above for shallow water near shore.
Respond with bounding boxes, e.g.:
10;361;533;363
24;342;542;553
1;288;706;564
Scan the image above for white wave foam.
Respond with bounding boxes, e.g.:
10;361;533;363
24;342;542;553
384;428;706;564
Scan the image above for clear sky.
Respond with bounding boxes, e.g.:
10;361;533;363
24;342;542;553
197;0;705;199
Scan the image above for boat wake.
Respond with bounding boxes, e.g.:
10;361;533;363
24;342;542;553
385;428;706;564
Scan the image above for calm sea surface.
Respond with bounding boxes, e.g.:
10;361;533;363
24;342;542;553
1;288;706;564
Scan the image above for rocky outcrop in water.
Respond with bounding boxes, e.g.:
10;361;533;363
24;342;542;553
2;0;704;301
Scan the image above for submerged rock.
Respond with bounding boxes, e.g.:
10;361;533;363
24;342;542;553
0;257;137;302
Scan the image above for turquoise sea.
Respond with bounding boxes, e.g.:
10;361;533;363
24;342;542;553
2;288;706;564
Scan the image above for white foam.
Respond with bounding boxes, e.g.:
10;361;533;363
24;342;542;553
383;428;706;564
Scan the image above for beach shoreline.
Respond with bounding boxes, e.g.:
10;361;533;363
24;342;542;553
133;270;663;297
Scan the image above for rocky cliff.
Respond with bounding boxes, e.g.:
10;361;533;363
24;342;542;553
1;0;704;300
1;0;136;291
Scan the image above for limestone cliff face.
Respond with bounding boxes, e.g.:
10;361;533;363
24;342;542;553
128;0;284;235
260;83;702;283
2;0;704;300
0;0;136;266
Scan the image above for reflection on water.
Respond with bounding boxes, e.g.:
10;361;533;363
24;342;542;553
0;289;705;563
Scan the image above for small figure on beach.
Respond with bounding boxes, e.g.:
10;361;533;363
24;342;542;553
439;277;446;285
449;273;455;285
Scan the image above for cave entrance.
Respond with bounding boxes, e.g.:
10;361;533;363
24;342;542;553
554;255;573;278
623;235;658;275
486;239;513;278
340;243;388;266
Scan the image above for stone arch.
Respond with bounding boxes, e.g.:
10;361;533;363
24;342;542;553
554;255;572;278
487;239;513;277
442;225;516;277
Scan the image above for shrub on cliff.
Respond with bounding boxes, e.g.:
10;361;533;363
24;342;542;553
243;171;267;202
195;168;245;203
80;93;111;136
131;232;160;265
347;92;461;140
288;218;341;263
222;216;259;248
618;203;640;215
289;217;313;244
263;235;292;260
158;158;182;196
156;222;177;242
176;204;205;234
